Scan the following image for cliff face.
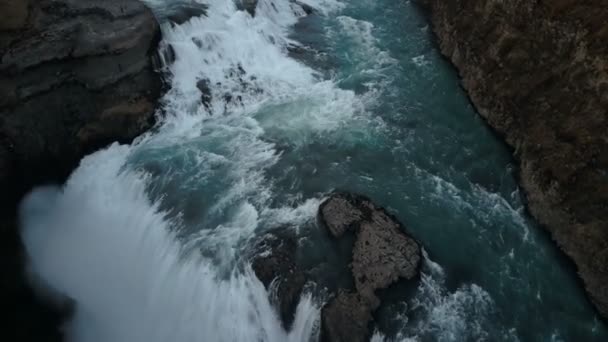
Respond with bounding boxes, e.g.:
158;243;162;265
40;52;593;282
417;0;608;317
0;0;161;339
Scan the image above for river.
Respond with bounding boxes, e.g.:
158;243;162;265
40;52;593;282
19;1;607;341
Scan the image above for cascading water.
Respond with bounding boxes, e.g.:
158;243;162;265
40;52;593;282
19;0;608;341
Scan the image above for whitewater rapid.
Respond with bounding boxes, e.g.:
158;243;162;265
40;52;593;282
19;0;608;341
21;1;335;341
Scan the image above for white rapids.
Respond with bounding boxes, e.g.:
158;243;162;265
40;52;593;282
19;0;510;341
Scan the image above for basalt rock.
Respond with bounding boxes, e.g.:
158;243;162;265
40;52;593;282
318;193;421;341
416;0;608;318
0;0;162;340
251;232;306;330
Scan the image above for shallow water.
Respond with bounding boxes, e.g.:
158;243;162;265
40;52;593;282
20;0;607;341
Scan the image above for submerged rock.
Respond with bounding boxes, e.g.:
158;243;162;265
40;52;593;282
251;232;306;330
318;193;421;341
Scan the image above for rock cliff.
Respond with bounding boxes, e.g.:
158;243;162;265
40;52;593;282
416;0;608;317
0;0;162;340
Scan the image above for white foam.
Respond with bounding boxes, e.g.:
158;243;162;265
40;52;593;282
386;254;496;341
19;1;509;341
332;16;397;75
20;0;356;340
21;144;321;342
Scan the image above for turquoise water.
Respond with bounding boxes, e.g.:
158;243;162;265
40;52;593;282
21;0;607;341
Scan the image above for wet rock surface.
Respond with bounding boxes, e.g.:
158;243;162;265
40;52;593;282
318;193;422;342
416;0;608;318
352;218;421;309
249;193;421;341
321;290;372;342
251;232;306;330
0;0;162;340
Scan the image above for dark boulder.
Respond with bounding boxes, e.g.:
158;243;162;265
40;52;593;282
196;78;212;108
318;193;421;341
294;1;315;15
251;232;306;330
237;0;258;17
318;193;366;238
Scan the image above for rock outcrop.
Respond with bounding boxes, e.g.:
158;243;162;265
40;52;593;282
321;290;372;342
0;0;162;340
249;194;421;341
318;193;421;341
251;232;306;329
415;0;608;317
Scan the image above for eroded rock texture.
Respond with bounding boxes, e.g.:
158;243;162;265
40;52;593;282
416;0;608;317
318;193;421;341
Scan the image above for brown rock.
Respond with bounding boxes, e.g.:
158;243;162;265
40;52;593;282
318;193;421;341
353;214;421;309
318;195;365;237
0;0;161;187
416;0;608;317
321;291;372;342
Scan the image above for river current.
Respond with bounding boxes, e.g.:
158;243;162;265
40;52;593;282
19;1;607;341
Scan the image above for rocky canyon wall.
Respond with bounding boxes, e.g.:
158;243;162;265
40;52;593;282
0;0;162;339
416;0;608;318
